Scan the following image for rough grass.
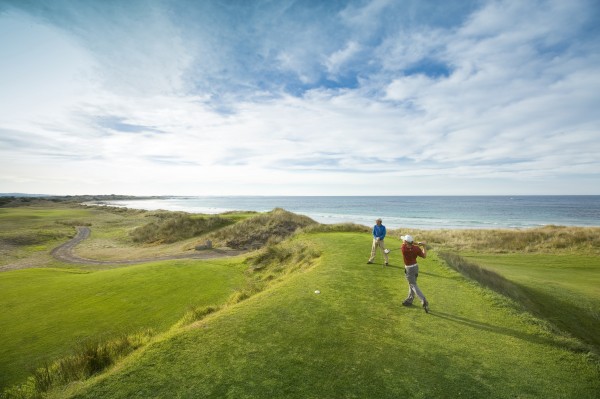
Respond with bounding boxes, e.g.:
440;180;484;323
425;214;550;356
301;222;370;234
226;238;322;305
207;208;318;250
390;225;600;254
130;212;233;244
2;331;153;399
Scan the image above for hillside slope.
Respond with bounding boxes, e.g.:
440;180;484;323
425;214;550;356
67;233;599;399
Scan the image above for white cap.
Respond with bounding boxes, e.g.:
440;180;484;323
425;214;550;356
401;234;414;243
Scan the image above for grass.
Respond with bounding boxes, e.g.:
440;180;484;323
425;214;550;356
394;225;600;255
457;252;600;351
130;212;236;244
64;233;599;399
0;201;259;266
0;259;247;389
206;208;318;249
2;203;599;398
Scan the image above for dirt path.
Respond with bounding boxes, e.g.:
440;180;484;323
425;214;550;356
50;226;246;265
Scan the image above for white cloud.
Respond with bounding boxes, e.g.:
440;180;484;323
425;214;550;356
0;0;598;195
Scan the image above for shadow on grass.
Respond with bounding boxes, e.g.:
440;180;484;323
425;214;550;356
439;252;599;354
430;311;561;349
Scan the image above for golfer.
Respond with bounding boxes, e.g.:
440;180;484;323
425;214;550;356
400;234;430;313
367;218;389;266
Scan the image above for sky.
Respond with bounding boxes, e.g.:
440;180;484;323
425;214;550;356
0;0;599;196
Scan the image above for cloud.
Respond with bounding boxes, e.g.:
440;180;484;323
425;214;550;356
94;116;164;135
0;0;598;195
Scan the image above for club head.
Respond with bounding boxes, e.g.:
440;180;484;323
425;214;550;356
384;249;390;254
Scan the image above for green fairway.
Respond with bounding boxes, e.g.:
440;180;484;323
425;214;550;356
67;233;599;399
0;258;246;388
463;253;600;349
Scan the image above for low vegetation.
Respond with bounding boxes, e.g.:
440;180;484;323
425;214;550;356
207;208;318;249
130;212;233;244
3;331;153;399
301;222;370;234
390;225;600;254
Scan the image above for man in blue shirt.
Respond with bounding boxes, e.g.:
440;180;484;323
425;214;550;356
367;218;389;266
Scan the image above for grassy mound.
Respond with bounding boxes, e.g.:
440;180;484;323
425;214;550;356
130;212;233;244
207;208;318;249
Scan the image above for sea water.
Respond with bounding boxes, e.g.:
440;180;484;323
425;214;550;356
101;196;600;230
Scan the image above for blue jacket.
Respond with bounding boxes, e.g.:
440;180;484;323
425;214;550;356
373;224;386;240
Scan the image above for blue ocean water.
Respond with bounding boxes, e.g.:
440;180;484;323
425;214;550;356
105;196;600;230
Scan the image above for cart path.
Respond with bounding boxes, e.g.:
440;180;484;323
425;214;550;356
51;226;246;265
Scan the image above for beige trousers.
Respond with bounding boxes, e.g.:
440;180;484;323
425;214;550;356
368;238;389;263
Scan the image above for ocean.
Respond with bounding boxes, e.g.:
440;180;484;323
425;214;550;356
101;196;600;230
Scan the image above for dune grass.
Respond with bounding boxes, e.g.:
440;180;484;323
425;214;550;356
65;233;599;399
206;208;318;250
394;225;600;255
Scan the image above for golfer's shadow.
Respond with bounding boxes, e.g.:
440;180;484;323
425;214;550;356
430;311;560;348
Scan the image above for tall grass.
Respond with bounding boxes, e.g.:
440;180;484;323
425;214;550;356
207;208;318;250
130;213;233;244
174;305;221;329
227;239;321;305
301;222;370;234
391;225;600;254
1;330;153;399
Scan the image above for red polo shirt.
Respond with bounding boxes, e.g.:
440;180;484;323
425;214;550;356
401;243;424;266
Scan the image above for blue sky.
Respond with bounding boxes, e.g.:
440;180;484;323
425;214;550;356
0;0;599;195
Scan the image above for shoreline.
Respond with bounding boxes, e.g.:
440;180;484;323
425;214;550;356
82;196;600;231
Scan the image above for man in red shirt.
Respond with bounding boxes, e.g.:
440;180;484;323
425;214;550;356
400;234;429;313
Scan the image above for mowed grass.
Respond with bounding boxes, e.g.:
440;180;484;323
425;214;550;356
68;233;600;399
462;253;600;349
0;258;247;389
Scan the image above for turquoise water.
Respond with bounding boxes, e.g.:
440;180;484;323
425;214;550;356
104;196;600;230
